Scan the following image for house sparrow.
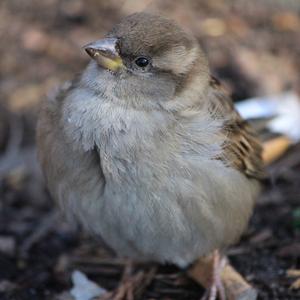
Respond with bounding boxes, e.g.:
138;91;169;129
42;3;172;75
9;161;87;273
37;13;265;299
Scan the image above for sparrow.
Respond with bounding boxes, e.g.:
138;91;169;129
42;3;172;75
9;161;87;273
37;12;265;299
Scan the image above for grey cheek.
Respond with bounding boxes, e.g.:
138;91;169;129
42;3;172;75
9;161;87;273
150;79;175;100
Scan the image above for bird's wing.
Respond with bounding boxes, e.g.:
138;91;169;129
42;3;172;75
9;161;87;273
208;76;266;180
37;78;106;210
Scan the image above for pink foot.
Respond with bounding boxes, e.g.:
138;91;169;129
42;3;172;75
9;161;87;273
201;250;227;300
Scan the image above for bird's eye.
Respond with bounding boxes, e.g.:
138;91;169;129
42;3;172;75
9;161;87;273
135;57;149;68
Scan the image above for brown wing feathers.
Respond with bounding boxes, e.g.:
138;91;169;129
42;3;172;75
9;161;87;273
209;76;266;180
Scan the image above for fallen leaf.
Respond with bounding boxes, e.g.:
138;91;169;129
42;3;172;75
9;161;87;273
287;269;300;278
272;12;300;31
290;278;300;290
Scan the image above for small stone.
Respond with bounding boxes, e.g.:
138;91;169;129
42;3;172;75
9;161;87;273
0;236;16;256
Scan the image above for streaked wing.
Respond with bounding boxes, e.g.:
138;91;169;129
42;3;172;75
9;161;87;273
208;76;266;180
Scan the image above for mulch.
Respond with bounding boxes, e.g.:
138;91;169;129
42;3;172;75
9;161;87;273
0;1;299;299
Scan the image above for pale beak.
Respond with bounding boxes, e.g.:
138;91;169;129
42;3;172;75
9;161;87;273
84;38;124;72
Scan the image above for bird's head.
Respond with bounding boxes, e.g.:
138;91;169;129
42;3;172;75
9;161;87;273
83;13;209;110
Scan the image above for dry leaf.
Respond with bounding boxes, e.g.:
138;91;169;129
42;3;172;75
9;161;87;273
287;269;300;278
290;278;300;290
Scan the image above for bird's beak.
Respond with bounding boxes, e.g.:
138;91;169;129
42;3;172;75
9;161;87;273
84;38;123;72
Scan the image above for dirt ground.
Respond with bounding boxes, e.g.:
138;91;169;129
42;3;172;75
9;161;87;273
0;1;299;299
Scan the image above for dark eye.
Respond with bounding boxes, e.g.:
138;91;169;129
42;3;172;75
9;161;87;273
135;57;149;68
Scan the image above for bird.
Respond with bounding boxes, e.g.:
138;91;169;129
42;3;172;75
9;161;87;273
37;12;265;300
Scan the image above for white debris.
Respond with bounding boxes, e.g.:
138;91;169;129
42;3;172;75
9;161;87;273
236;92;300;142
70;270;106;300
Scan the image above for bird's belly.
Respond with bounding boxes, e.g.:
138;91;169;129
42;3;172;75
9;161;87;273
81;153;259;267
96;183;208;267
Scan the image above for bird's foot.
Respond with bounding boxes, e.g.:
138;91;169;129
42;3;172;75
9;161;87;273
99;262;156;300
188;249;257;300
200;250;226;300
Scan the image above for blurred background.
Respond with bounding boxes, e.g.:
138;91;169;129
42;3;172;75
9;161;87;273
0;0;299;299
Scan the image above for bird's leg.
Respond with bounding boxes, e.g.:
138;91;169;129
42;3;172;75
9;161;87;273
188;250;257;300
112;261;135;300
199;250;226;300
100;261;156;300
